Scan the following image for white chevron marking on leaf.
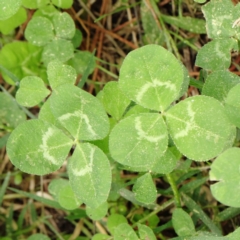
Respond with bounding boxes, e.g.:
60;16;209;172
136;79;176;102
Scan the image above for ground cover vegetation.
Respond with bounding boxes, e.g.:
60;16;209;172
1;0;240;239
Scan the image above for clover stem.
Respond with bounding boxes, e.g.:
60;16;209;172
166;173;181;208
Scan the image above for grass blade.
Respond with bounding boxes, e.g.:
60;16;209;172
0;171;11;206
8;187;64;210
181;193;222;236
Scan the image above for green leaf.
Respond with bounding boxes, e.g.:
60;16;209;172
124;104;150;118
6;119;73;175
195;38;237;71
119;188;157;209
194;0;206;3
137;223;156;240
58;183;82;210
68;143;111;208
0;92;26;128
0;7;27;35
172;208;195;237
166;96;235;161
109;113;168;169
133;173;157;204
202;70;240;102
102;81;131;121
22;0;50;9
86;201;108;220
52;0;73;9
47;60;76;89
202;0;235;38
50;84;109;141
227;227;240;240
42;39;74;65
92;234;110;240
16;76;50;107
177;64;190;100
150;147;179;174
33;4;58;19
71;29;82;48
119;44;184;112
224;84;240;128
52;12;75;39
0;42;43;85
107;214;128;235
48;178;68;199
68;51;96;75
210;148;240;207
114;223;139;240
25;16;54;46
122;147;178;174
162;15;206;34
38;98;60;127
0;0;22;20
27;233;50;240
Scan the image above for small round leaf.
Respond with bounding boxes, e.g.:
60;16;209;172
109;113;168;169
137;224;157;240
0;0;21;20
67;51;95;75
52;0;73;9
0;92;26;128
119;44;184;112
48;178;68;199
102;81;131;121
68;143;111;208
58;183;81;210
52;12;75;39
202;70;240;102
16;76;50;107
133;173;157;204
47;60;76;89
42;39;74;65
25;16;54;46
27;234;50;240
50;84;109;141
172;208;195;237
210;148;240;207
86;202;108;220
166;96;235;161
7;119;73;175
195;39;237;71
0;7;27;35
22;0;50;9
114;223;138;240
107;214;128;235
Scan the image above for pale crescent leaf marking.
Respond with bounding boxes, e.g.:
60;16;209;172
136;79;176;102
135;116;165;143
58;110;98;137
174;101;195;138
72;147;95;176
169;101;221;143
39;127;58;164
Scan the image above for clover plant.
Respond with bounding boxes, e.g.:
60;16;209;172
0;0;94;85
3;0;240;239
